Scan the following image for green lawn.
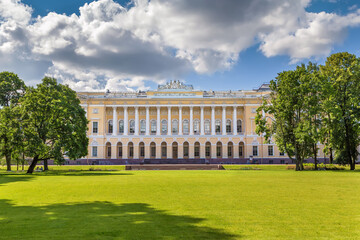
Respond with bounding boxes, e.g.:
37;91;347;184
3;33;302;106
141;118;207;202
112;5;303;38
0;166;359;239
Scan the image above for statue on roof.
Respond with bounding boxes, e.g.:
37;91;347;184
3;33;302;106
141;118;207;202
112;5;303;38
158;80;193;90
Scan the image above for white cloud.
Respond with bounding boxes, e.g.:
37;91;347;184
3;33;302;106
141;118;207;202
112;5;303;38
0;0;359;91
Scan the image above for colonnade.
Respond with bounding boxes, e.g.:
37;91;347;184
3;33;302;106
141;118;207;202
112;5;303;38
108;106;244;136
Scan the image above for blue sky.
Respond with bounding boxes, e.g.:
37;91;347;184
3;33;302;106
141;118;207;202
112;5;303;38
1;0;360;91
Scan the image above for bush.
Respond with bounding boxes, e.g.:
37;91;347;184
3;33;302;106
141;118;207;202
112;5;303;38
287;163;346;170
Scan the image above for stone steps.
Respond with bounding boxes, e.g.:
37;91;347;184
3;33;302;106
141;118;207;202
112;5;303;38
125;164;224;170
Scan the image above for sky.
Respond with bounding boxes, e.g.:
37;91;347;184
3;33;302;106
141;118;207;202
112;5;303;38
0;0;360;92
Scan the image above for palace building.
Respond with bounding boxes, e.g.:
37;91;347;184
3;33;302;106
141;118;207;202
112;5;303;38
77;80;327;165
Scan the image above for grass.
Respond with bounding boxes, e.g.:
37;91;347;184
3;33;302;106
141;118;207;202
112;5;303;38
0;165;360;239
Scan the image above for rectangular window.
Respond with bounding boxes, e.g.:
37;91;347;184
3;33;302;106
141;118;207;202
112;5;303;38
107;146;111;157
92;122;98;134
269;160;273;164
151;121;156;134
119;121;124;134
92;146;97;157
280;151;285;156
268;146;274;156
280;160;285;164
215;121;221;134
252;146;258;156
239;146;243;157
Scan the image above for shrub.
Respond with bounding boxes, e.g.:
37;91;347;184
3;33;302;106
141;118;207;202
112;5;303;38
287;163;346;170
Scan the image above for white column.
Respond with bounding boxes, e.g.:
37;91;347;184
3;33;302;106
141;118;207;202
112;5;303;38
200;106;204;135
167;107;171;135
112;107;117;136
146;107;150;136
233;106;237;135
189;106;193;135
135;107;139;135
156;107;161;135
124;107;128;135
179;107;183;135
222;107;226;135
211;106;215;135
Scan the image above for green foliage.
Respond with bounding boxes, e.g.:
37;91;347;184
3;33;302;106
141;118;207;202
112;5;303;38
0;71;26;107
20;77;89;173
256;63;320;170
0;72;26;171
320;52;360;170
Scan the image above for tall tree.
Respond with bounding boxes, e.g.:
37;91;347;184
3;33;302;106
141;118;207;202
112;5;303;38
255;64;316;171
0;72;26;171
320;52;360;170
20;77;88;174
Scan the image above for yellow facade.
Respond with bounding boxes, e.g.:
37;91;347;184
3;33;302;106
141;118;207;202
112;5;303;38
78;81;327;164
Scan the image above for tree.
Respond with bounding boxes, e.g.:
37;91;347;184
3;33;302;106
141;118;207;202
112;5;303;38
20;77;88;174
0;72;26;171
255;63;317;171
320;52;360;170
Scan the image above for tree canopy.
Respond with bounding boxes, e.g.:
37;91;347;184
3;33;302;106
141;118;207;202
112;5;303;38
0;72;26;171
20;77;88;173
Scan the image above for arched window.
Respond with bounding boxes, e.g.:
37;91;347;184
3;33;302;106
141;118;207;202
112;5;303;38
172;119;178;134
150;142;156;158
129;120;135;134
108;120;113;134
194;119;200;134
205;142;211;158
183;141;189;158
237;119;242;133
228;142;233;158
226;119;231;133
215;120;221;134
140;119;146;134
194;142;200;158
239;142;244;157
161;120;167;135
216;142;222;158
204;120;211;134
161;142;167;158
139;142;145;158
172;142;178;159
119;120;124;134
117;142;122;158
128;142;134;158
151;120;156;134
183;120;189;134
106;142;111;158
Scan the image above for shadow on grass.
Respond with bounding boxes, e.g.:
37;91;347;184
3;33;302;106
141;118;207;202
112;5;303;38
38;170;133;177
0;200;238;239
0;174;34;186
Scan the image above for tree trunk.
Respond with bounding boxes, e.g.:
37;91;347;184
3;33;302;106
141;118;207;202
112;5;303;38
27;156;39;174
329;148;333;164
350;157;355;170
314;144;318;170
44;159;49;171
5;153;11;171
22;153;25;171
